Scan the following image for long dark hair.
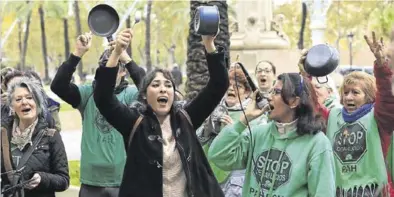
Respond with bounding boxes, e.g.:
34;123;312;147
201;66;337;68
137;68;176;104
277;73;324;135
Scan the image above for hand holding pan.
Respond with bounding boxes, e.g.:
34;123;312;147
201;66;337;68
88;4;120;42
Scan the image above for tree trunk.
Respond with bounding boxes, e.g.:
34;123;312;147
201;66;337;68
126;15;132;57
74;0;84;81
185;0;230;100
17;20;23;70
145;0;153;72
20;9;32;71
63;18;70;61
38;5;50;84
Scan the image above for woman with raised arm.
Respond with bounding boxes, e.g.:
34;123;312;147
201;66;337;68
93;28;228;197
324;32;394;196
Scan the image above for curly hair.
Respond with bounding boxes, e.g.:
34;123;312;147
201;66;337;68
278;73;325;135
7;76;48;120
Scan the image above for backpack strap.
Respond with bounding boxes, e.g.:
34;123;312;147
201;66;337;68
16;129;47;170
128;115;144;147
1;127;14;182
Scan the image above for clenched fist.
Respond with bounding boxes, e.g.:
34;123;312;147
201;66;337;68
114;29;133;56
73;32;93;57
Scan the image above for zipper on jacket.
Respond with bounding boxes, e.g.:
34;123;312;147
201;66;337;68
176;141;194;197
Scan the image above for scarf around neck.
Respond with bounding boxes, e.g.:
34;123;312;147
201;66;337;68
342;103;374;123
11;118;39;151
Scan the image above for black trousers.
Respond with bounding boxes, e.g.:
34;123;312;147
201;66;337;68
78;184;119;197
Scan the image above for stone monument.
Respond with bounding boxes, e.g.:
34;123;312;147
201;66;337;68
307;0;332;45
230;0;290;73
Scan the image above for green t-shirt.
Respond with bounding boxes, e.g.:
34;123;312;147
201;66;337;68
77;84;138;187
326;107;388;195
208;121;335;197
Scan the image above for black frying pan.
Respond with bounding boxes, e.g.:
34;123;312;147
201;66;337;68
88;4;120;42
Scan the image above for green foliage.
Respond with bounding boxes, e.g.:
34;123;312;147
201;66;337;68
274;0;312;49
60;102;75;112
369;2;394;38
326;1;380;52
68;160;81;186
274;0;394;52
1;0;190;75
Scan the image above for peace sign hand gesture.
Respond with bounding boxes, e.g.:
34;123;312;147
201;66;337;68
364;31;386;66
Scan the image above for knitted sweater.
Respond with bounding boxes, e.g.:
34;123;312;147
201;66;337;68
161;115;187;197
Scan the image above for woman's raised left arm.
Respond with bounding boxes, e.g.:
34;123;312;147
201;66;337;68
184;35;229;129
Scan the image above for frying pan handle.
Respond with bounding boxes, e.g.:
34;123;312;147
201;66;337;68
107;36;114;42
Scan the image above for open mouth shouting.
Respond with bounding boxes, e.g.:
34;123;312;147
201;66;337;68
259;78;269;88
227;92;236;98
21;107;32;115
345;103;357;113
157;96;168;106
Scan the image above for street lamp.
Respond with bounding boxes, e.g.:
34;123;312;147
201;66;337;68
347;32;354;68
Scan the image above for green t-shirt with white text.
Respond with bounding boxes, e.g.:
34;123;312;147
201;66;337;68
77;84;138;187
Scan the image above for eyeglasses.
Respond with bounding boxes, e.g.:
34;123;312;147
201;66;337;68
256;69;272;74
269;88;282;95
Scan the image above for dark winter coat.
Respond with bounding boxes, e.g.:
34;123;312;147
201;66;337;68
1;118;69;197
93;48;229;197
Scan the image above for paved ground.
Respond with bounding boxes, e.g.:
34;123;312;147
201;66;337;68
60;130;82;161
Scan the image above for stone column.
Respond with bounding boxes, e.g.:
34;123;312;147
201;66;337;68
307;0;332;46
230;0;290;73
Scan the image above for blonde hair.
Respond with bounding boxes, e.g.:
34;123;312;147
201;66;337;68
339;71;376;105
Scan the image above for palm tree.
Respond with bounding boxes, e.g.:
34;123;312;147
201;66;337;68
145;0;153;72
185;0;230;100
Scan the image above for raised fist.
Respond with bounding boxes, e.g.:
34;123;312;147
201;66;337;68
114;29;133;55
74;32;93;57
